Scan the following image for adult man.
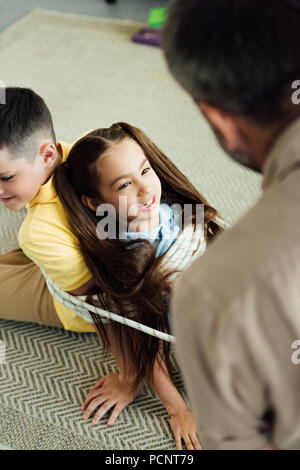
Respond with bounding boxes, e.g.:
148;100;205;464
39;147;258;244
163;0;300;449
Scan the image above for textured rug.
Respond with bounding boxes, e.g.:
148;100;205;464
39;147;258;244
0;9;262;450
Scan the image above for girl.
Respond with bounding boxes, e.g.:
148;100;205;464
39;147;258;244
53;122;225;450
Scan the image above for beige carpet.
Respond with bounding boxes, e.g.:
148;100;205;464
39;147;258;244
0;9;262;450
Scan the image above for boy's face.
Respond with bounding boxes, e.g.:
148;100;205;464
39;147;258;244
0;147;47;211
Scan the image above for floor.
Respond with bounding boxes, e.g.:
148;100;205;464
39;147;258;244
0;0;168;32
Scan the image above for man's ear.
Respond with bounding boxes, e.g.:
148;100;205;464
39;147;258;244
198;102;244;151
81;194;101;211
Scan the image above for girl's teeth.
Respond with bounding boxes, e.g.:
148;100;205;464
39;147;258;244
144;197;153;207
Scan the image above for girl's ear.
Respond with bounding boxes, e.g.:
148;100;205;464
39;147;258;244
81;195;101;211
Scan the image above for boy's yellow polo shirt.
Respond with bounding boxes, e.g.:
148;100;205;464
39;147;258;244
18;141;96;333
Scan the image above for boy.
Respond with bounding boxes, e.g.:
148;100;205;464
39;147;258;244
0;87;95;332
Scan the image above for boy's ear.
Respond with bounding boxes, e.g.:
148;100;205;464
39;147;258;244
81;195;101;211
40;143;57;167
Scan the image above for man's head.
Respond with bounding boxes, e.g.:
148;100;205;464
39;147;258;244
163;0;300;171
0;87;58;210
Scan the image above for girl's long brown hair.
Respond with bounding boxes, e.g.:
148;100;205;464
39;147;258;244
53;122;223;389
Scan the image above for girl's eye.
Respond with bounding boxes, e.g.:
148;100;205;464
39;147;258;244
118;168;151;191
0;176;13;182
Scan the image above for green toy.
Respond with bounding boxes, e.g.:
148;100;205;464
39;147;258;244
147;7;167;29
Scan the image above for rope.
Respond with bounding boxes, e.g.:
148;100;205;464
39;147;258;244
41;269;175;343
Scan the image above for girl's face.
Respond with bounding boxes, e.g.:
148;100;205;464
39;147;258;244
96;139;162;232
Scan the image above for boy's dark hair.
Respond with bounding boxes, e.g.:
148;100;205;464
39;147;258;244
163;0;300;125
0;87;56;160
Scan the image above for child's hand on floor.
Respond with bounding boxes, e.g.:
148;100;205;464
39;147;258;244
81;373;143;426
169;405;202;450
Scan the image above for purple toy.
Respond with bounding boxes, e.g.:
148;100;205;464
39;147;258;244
131;25;162;48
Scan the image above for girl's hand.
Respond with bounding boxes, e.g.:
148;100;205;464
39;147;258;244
169;405;202;450
81;373;143;426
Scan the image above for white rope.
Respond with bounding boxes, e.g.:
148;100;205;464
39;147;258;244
41;269;175;343
40;219;226;345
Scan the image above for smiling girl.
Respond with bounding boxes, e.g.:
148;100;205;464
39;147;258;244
53;122;225;450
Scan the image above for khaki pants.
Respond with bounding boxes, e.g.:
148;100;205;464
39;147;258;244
0;248;64;329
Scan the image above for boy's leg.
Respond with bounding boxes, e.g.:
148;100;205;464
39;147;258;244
0;248;64;328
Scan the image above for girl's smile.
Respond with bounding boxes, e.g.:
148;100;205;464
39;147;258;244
139;195;157;211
